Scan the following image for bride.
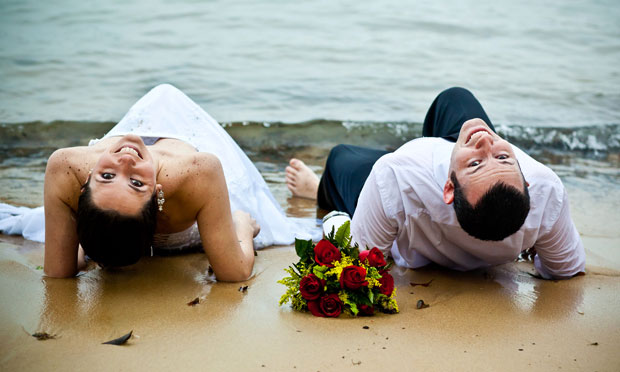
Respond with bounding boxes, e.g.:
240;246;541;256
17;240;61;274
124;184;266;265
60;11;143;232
39;84;314;281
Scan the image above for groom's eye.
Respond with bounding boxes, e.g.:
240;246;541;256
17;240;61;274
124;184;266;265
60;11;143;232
469;160;480;167
102;173;115;180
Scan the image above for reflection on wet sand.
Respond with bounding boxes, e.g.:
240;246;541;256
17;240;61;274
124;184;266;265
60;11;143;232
2;233;620;370
33;253;588;340
0;242;45;338
491;263;585;318
390;262;586;322
38;255;248;339
1;168;620;370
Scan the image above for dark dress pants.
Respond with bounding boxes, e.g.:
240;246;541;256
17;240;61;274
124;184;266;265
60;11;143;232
317;87;495;216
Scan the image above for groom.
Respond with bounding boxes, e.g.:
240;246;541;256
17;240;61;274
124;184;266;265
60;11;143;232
285;87;585;280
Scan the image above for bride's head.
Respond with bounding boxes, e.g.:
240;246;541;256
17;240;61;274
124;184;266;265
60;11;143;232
77;135;160;267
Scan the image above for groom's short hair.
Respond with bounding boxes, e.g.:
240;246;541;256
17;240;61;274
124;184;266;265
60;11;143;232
451;172;530;241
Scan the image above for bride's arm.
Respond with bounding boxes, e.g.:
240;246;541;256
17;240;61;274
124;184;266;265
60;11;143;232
43;149;81;278
193;154;256;282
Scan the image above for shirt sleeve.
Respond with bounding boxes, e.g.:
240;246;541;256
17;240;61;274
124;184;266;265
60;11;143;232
534;191;585;279
351;165;399;257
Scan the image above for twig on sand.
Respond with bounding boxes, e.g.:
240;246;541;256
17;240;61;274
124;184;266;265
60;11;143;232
410;279;434;287
32;332;56;341
187;297;201;306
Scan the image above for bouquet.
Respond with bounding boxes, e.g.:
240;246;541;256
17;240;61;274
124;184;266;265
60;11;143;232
278;221;398;317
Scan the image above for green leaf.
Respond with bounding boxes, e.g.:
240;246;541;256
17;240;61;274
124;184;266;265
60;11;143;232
325;282;339;292
313;265;328;273
326;225;336;241
295;238;314;263
347;290;369;306
312;265;328;279
349;302;359;316
366;266;381;280
368;290;374;304
334;220;351;248
342;242;360;260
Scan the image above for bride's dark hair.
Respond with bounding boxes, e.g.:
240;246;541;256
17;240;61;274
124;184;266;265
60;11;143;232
76;179;158;267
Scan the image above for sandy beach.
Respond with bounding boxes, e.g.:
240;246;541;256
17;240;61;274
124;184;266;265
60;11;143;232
1;176;619;371
1;0;619;370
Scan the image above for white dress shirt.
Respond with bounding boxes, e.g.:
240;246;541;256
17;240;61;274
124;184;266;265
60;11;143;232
351;137;585;279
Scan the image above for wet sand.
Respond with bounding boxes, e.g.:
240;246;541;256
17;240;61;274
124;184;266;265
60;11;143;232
1;167;620;371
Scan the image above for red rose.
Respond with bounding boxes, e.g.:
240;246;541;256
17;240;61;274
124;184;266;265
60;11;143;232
320;294;343;317
378;270;394;296
359;247;386;267
340;266;368;290
359;250;369;262
307;300;324;317
299;274;325;300
314;239;341;267
358;304;374;316
307;294;343;317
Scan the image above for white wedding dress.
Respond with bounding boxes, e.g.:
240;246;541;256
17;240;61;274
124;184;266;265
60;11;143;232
0;84;320;248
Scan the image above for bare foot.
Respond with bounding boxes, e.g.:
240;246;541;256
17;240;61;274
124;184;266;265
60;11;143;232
285;158;320;199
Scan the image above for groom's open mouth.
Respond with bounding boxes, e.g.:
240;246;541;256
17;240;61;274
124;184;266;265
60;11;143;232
465;128;491;144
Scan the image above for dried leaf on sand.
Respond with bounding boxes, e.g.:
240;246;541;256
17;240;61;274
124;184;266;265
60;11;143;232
32;332;56;340
102;331;133;345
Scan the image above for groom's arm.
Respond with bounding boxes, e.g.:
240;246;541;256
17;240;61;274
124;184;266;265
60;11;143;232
533;191;585;279
351;168;399;255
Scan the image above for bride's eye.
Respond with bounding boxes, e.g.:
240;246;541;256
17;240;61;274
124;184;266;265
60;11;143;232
102;173;114;180
131;179;144;187
468;160;480;167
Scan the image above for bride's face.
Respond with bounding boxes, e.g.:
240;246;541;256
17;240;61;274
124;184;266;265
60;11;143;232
87;134;157;215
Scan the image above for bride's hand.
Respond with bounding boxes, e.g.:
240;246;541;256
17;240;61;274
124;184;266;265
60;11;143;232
232;210;261;238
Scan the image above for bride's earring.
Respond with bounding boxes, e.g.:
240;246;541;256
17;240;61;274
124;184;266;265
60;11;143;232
81;169;93;192
157;189;165;211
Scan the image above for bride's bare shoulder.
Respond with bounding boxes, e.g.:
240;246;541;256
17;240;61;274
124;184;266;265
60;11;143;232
193;152;222;169
166;152;223;175
164;152;223;191
46;146;93;174
45;146;95;197
161;152;225;211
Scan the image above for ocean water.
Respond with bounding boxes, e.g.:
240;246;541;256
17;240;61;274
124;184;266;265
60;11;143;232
0;0;619;226
1;0;619;125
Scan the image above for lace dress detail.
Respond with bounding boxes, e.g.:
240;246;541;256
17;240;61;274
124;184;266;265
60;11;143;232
152;224;203;255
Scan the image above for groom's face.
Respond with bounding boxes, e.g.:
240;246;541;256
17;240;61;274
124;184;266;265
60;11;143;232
444;119;526;205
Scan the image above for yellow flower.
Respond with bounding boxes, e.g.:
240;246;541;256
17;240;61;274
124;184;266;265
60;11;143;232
367;276;381;289
326;254;355;279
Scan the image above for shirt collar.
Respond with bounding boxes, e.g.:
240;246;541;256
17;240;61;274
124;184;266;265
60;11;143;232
432;139;454;190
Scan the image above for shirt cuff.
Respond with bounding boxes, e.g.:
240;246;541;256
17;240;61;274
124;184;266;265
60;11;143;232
534;255;555;280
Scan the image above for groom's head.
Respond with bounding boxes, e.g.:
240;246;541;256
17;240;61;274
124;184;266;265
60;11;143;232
443;119;530;241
